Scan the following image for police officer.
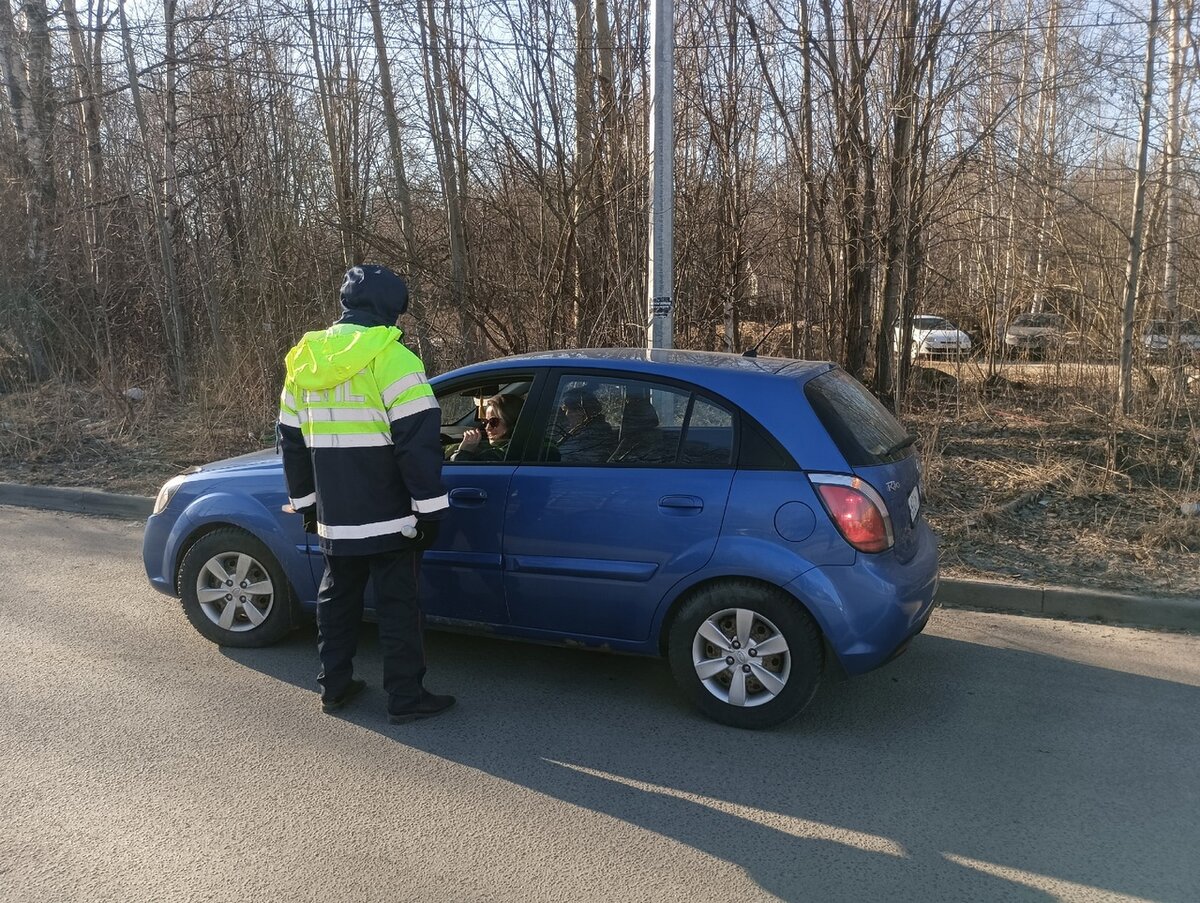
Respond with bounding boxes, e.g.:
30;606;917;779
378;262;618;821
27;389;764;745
277;265;455;724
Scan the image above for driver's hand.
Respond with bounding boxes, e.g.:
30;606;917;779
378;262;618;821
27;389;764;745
460;427;483;451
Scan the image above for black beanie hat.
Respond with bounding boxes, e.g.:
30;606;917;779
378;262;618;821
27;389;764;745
337;264;409;327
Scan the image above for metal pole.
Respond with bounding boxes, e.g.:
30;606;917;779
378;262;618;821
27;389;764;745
647;0;673;352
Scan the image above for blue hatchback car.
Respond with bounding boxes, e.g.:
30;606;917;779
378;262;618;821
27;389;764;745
143;349;938;728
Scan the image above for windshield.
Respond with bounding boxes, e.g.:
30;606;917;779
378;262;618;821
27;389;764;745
1011;313;1062;328
914;316;953;330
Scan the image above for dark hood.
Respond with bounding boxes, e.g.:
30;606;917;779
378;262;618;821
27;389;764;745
336;264;409;327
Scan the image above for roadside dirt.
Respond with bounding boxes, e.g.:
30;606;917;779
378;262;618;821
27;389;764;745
2;365;1198;599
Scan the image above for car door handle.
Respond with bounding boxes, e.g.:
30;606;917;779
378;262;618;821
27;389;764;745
449;487;488;506
658;495;703;514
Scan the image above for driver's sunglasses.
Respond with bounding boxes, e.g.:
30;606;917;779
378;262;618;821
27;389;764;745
481;417;503;428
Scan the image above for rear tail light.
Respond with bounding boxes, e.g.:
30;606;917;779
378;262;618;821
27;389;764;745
810;474;894;553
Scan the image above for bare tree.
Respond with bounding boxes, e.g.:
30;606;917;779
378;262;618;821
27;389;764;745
117;0;185;390
0;0;56;376
1161;0;1195;393
1118;0;1161;414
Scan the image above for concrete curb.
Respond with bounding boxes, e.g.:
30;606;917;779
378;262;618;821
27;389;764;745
937;577;1200;632
1;482;1196;633
0;482;153;519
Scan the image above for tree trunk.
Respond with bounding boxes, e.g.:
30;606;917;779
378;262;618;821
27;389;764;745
1161;0;1191;394
0;0;56;377
304;0;355;267
1029;0;1061;315
419;0;475;357
63;0;111;363
118;0;186;390
875;0;919;403
1117;0;1160;414
368;0;428;357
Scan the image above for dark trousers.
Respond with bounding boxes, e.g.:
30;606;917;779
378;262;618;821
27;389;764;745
316;548;426;712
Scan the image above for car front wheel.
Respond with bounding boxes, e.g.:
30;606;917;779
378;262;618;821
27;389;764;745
178;528;293;647
668;582;824;729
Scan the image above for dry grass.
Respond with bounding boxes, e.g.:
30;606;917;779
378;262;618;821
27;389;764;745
908;359;1200;596
0;376;275;494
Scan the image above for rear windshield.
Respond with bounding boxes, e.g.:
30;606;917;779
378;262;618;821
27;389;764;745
804;369;913;466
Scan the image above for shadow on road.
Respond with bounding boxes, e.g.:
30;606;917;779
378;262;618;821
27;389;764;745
223;623;1199;902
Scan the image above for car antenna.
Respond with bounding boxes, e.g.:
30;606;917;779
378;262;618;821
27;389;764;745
742;318;786;358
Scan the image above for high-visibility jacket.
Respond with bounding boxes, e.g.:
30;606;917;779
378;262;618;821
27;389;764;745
277;323;448;556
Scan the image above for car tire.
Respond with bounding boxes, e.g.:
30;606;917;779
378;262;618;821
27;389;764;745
668;581;824;729
179;528;294;647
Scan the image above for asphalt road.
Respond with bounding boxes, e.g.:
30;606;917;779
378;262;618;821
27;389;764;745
1;507;1198;903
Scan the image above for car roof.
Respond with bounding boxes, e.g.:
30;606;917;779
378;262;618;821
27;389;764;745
438;347;833;381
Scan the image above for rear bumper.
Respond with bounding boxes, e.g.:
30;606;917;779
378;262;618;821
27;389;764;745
783;522;939;676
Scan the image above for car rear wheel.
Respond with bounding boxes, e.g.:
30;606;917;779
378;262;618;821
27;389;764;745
179;528;293;647
668;581;823;729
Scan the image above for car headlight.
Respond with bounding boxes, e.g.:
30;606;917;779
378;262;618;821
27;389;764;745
153;468;199;514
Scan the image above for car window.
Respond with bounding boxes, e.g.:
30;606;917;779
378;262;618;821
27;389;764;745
436;376;533;464
539;375;735;467
804;368;912;466
681;397;735;465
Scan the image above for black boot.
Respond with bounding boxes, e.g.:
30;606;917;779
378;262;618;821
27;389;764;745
321;678;367;713
388;690;456;724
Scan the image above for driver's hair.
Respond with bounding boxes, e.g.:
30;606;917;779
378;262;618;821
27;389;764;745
484;393;524;427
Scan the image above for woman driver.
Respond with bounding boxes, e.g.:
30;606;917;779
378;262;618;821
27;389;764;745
450;394;523;462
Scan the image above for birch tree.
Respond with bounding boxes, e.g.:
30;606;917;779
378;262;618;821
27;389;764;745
1118;0;1160;414
0;0;56;376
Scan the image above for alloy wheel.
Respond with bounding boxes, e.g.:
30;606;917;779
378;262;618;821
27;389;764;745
691;607;792;707
193;551;275;632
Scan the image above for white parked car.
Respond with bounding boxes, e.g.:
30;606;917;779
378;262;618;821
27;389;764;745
895;315;972;358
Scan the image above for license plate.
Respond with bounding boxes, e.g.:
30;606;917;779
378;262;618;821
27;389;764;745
908;486;921;523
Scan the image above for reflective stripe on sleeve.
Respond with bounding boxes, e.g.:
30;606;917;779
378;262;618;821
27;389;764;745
381;372;427;406
412;493;449;514
300;406;389;426
289;492;316;509
279;409;301;428
305;432;392;448
387;394;438;422
281;390;297;410
318;515;418;540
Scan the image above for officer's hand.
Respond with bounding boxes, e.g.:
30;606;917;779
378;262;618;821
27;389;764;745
298;506;318;534
414;519;441;551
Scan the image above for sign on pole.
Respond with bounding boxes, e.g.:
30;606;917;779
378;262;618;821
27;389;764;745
647;0;673;352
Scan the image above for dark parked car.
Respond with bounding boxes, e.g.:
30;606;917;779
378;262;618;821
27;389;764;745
144;349;938;729
1143;319;1200;358
1004;312;1066;358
